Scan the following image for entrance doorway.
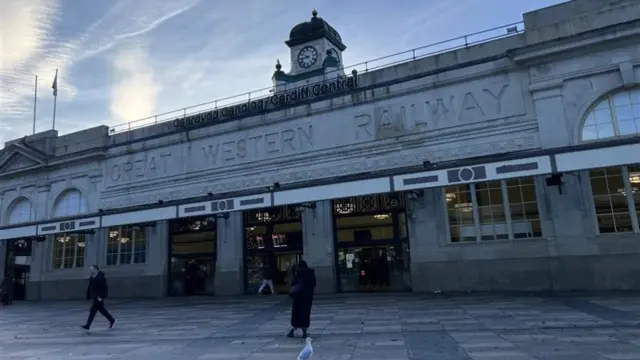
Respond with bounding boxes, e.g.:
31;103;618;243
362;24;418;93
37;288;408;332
168;216;217;296
4;238;32;301
244;206;303;294
333;194;412;292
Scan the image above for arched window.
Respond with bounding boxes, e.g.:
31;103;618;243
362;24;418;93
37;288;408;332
51;189;88;270
6;197;33;225
52;189;88;218
581;88;640;141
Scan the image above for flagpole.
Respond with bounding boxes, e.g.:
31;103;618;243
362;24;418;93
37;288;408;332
33;75;38;135
52;69;58;130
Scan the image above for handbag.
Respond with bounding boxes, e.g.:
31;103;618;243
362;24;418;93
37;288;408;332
289;283;304;298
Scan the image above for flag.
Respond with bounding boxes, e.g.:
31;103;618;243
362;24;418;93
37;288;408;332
52;69;58;97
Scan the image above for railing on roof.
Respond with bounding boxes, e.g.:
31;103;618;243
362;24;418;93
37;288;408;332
109;21;524;134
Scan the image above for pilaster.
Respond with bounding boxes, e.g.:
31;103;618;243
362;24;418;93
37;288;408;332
301;200;336;293
215;212;244;295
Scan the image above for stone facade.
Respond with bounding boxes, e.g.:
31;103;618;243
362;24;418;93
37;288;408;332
1;0;640;300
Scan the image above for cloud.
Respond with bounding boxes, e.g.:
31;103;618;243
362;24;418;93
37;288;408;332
109;42;159;122
0;0;60;136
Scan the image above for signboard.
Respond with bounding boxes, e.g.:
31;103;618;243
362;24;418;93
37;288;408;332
173;75;358;129
38;217;101;236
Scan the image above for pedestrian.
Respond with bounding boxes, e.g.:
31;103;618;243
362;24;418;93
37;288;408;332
258;263;276;295
80;265;116;332
0;271;13;306
287;260;316;338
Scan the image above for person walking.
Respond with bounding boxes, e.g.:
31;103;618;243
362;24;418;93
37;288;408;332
258;263;276;295
287;260;316;338
0;271;13;306
80;265;116;332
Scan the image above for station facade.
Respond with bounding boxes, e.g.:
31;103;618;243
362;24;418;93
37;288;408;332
1;0;640;300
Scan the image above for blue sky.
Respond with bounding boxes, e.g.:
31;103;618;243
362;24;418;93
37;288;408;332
0;0;566;144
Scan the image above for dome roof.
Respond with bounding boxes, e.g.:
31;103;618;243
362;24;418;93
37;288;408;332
285;10;346;51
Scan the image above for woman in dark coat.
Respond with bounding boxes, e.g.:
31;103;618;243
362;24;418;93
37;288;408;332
287;260;316;338
0;272;13;306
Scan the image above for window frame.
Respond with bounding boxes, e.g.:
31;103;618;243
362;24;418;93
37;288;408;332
580;87;640;142
51;233;86;270
6;197;33;225
585;166;640;235
105;225;148;266
442;178;543;243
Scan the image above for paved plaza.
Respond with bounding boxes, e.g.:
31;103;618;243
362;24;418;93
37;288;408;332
2;293;640;359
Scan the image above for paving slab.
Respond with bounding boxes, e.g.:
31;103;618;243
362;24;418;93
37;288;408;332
1;293;640;359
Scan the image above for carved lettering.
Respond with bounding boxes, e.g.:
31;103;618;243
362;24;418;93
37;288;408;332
201;124;314;165
425;96;454;125
483;84;508;114
354;114;373;140
109;153;172;184
459;92;485;122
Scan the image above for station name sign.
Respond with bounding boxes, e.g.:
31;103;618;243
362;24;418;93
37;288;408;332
173;75;358;129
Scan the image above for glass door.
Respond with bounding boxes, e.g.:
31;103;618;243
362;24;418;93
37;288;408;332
4;239;32;301
337;243;411;292
168;217;217;296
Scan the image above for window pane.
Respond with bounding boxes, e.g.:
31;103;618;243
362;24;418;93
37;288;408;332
581;125;598;140
594;108;613;124
507;178;541;239
475;182;506;241
613;91;632;107
596;123;615;138
589;167;632;233
617;119;637;135
106;226;148;266
74;234;85;268
445;185;474;242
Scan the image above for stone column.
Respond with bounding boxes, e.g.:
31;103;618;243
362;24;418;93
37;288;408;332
27;184;51;300
301;200;336;294
215;212;244;296
406;189;449;292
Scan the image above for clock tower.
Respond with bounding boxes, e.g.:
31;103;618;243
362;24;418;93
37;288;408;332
272;10;347;91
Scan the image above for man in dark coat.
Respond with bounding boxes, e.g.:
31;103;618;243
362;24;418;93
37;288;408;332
287;260;316;338
81;265;116;332
258;264;276;294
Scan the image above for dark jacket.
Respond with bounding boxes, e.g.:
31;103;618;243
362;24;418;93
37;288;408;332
86;271;109;300
292;268;316;296
262;266;277;280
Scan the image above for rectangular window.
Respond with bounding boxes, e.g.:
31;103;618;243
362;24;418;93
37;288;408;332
106;226;147;266
444;177;542;242
52;233;86;269
589;165;640;234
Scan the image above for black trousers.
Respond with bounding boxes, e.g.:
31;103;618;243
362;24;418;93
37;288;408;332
85;298;114;327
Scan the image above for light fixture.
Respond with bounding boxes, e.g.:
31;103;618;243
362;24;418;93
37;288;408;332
78;242;86;248
335;203;355;214
119;237;130;244
445;193;457;203
454;203;473;212
109;231;119;238
630;172;640;184
256;212;272;222
373;214;390;220
618;187;639;196
57;236;70;243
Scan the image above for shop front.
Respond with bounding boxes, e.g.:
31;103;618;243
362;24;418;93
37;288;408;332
3;238;33;301
244;205;303;294
168;216;217;296
333;194;412;292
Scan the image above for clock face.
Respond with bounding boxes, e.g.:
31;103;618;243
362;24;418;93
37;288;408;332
297;46;318;69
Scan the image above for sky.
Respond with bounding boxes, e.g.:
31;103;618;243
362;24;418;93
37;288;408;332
0;0;567;145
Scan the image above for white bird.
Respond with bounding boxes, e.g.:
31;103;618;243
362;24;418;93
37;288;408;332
297;337;313;360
